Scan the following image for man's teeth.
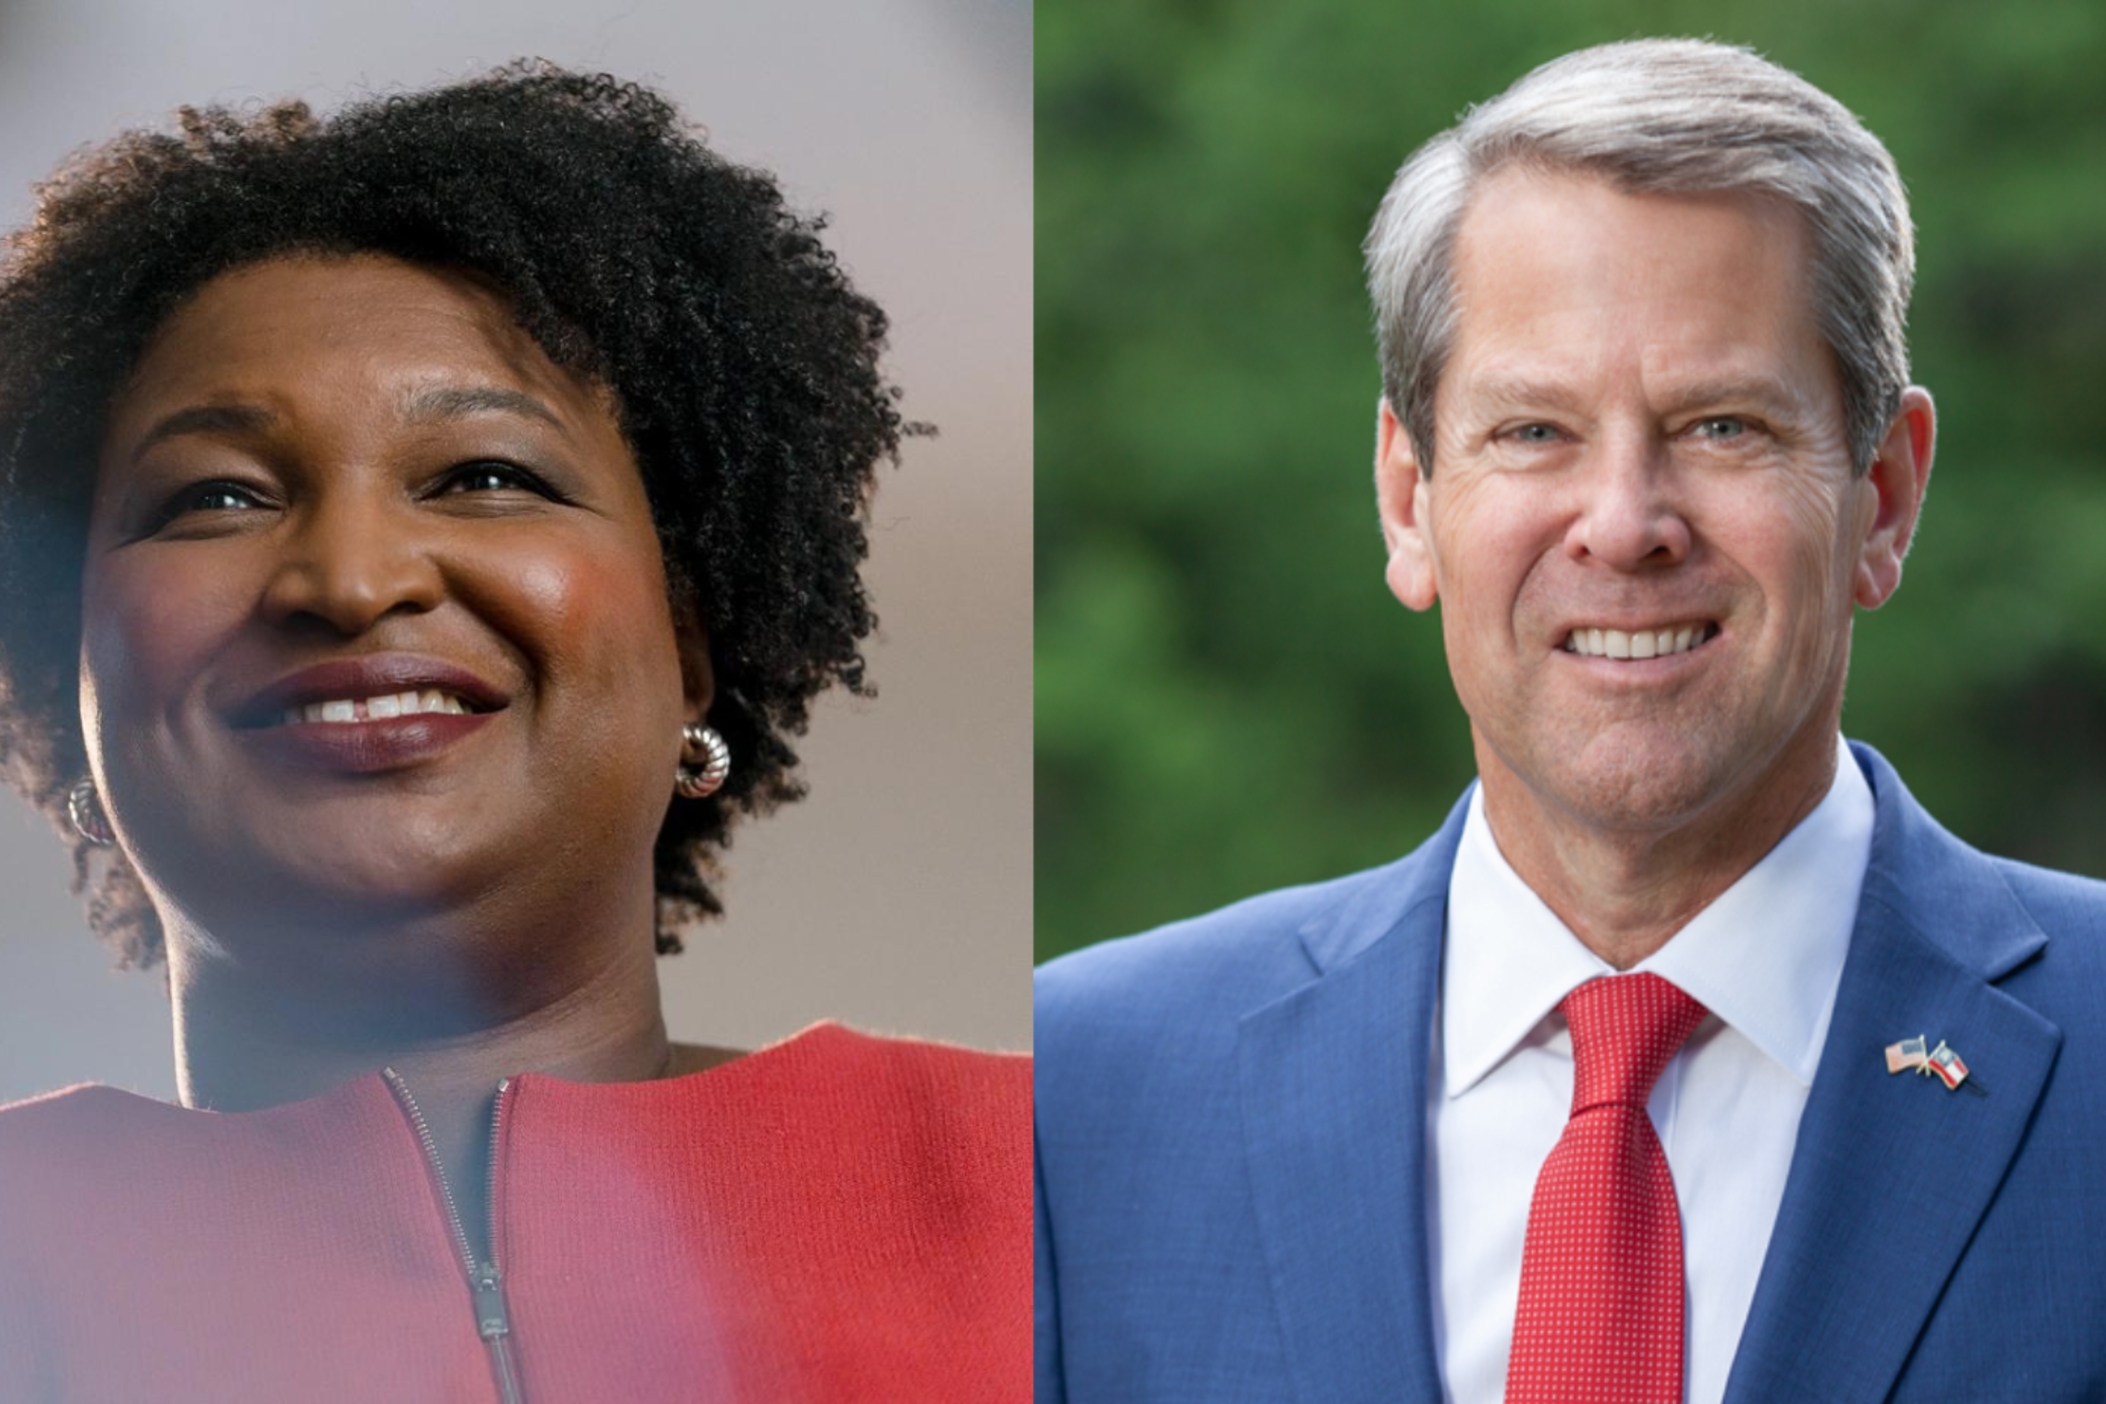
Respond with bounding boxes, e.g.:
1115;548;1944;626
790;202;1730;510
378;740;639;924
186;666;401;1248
1563;624;1714;659
279;690;472;725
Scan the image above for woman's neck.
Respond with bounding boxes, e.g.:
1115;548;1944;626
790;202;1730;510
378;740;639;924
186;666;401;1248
165;917;678;1265
167;938;675;1112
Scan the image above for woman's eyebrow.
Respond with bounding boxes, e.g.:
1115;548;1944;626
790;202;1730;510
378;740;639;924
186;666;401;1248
128;386;572;466
129;403;275;464
402;385;570;437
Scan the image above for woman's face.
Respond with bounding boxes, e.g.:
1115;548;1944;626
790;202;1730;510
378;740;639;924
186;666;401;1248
81;253;703;967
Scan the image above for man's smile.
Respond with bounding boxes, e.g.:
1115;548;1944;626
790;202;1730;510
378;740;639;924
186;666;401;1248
1559;621;1721;660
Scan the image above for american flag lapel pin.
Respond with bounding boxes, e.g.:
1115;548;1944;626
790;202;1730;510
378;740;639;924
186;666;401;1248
1885;1035;1929;1074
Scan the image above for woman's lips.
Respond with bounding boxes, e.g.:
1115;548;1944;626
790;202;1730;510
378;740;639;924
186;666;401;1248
234;653;510;728
237;710;497;773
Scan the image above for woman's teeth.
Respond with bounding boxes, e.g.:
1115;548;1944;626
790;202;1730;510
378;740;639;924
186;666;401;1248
1564;623;1716;659
278;690;471;725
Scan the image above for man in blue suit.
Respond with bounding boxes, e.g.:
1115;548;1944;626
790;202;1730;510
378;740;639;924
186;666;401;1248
1036;39;2106;1404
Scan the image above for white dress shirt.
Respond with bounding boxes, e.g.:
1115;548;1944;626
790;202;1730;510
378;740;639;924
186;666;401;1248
1429;734;1874;1404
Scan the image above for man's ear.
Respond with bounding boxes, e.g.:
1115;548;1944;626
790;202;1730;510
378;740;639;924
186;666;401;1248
673;594;715;721
1376;398;1439;612
1855;386;1935;610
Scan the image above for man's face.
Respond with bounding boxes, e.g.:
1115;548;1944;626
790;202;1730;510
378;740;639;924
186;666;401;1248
1377;167;1929;837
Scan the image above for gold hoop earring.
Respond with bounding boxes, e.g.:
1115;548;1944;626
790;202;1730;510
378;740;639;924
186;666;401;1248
675;724;731;799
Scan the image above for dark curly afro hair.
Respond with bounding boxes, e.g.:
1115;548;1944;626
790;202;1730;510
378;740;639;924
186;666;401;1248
0;61;916;968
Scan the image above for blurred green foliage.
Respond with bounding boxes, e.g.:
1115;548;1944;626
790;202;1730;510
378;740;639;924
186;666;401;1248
1036;0;2106;961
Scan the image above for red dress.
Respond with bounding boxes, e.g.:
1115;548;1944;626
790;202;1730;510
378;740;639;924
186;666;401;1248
0;1022;1030;1402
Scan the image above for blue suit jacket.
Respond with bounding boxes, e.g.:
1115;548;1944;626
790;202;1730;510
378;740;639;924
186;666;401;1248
1035;744;2106;1402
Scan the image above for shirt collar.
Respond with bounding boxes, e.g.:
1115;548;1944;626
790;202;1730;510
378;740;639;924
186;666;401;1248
1442;734;1874;1098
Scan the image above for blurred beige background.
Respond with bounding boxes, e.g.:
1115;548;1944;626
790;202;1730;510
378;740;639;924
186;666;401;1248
0;0;1032;1102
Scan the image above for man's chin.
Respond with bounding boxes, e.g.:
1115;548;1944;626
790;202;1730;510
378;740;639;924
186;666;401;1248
1493;730;1744;837
1552;767;1732;836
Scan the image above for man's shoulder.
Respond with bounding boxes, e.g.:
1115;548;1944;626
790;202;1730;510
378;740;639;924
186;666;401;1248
1990;854;2106;929
1034;826;1450;1063
1039;868;1352;1010
1858;742;2106;991
1984;854;2106;1014
1859;740;2106;1033
1031;863;1395;1144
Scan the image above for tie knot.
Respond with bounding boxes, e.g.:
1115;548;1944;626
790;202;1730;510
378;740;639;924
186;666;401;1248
1558;973;1708;1114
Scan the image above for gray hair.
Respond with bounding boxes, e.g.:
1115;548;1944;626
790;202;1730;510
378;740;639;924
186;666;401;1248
1365;38;1914;476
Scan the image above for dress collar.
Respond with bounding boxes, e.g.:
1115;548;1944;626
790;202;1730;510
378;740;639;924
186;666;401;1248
1442;734;1873;1097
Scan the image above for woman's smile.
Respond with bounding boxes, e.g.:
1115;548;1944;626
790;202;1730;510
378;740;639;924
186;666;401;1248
242;699;499;774
228;651;509;773
272;693;477;726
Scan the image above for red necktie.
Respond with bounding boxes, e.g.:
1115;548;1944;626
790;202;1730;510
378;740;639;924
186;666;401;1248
1505;972;1709;1404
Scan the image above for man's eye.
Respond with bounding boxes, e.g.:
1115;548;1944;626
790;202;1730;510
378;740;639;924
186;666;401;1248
1692;417;1748;440
1510;424;1562;444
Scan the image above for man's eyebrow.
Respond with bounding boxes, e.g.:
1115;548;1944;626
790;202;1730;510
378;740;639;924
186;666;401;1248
1462;378;1589;415
1458;375;1809;419
1653;377;1807;419
129;403;276;465
403;385;570;436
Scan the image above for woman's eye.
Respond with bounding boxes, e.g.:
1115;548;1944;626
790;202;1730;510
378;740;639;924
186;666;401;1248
158;481;266;523
437;462;553;496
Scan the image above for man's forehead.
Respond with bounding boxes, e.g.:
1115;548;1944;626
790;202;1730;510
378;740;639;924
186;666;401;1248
1439;167;1829;399
1452;164;1813;279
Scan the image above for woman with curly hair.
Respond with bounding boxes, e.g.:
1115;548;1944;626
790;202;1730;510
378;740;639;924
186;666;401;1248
0;63;1028;1402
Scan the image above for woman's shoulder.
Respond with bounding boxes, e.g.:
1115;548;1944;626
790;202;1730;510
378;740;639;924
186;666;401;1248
789;1019;1030;1087
678;1020;1029;1134
618;1022;1030;1205
0;1082;171;1156
648;1023;1031;1299
0;1084;183;1243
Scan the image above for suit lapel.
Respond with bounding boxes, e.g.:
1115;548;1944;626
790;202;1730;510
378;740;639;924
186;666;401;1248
1723;747;2062;1404
1236;797;1465;1404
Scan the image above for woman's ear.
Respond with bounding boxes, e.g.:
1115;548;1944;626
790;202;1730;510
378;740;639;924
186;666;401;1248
673;597;715;721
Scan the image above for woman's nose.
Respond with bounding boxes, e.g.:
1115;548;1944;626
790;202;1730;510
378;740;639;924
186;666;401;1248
257;493;443;635
1563;435;1693;571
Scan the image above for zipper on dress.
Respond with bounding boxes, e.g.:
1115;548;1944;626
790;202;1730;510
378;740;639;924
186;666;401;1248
383;1069;526;1404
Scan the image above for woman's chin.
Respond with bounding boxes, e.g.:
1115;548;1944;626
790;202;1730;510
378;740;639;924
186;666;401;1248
145;834;514;944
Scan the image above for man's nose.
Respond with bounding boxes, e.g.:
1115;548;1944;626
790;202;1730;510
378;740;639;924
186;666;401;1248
258;490;444;635
1564;434;1692;570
